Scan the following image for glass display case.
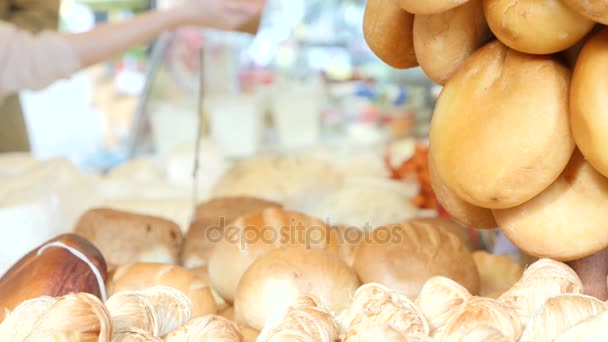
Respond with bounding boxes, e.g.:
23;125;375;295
119;0;438;165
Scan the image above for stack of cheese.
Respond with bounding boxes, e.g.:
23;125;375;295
363;0;608;297
207;153;421;229
0;142;424;278
0;195;509;339
64;200;461;322
0;140;231;277
4;221;607;341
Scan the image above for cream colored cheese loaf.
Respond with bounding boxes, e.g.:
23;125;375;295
430;40;574;209
73;208;182;271
353;221;480;298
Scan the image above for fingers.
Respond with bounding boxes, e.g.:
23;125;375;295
185;0;262;31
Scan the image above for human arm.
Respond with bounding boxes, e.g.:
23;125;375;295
66;0;262;68
0;0;262;96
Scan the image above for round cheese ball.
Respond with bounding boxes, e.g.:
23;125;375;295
363;0;417;69
493;150;608;261
484;0;594;54
413;0;491;85
430;40;574;209
570;28;608;178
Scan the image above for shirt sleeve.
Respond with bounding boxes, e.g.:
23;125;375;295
0;21;81;97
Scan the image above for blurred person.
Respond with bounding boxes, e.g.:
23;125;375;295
0;0;263;152
0;0;61;152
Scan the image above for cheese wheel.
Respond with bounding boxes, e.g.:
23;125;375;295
207;207;340;303
483;0;595;54
430;40;574;209
493;150;608;261
428;151;497;229
353;221;480;298
570;28;608;177
396;0;471;15
363;0;417;69
413;0;491;85
561;0;608;24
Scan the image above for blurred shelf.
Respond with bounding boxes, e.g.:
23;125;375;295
74;0;150;10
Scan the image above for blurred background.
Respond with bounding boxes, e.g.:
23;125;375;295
22;0;440;172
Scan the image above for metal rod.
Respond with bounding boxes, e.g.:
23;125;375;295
191;42;205;211
126;31;174;159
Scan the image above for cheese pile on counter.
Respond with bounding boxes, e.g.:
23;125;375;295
0;139;422;276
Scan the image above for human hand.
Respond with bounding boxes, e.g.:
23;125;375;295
181;0;265;31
